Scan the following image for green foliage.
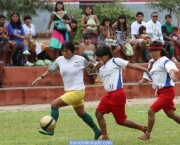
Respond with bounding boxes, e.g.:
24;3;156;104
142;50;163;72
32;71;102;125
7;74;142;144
146;0;180;25
93;1;136;25
0;0;53;20
66;4;83;44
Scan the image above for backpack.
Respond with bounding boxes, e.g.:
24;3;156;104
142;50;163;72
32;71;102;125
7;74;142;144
125;43;134;56
12;50;24;66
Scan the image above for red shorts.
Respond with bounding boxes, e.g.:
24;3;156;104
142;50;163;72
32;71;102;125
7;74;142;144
96;89;127;123
150;87;176;113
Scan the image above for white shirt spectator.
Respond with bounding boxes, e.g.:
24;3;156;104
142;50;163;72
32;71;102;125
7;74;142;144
131;21;147;40
143;57;179;90
99;57;128;92
146;20;164;43
22;23;36;37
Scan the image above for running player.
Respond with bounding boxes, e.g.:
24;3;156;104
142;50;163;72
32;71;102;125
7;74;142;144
138;41;179;141
90;45;149;140
32;42;101;140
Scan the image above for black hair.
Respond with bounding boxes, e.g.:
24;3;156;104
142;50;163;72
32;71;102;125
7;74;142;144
95;45;113;58
61;42;75;54
149;41;167;57
165;14;172;19
151;12;158;16
54;1;64;12
10;12;22;29
0;14;6;19
83;34;92;39
117;14;127;31
136;12;144;17
172;26;178;31
70;18;77;32
84;6;93;16
0;22;4;27
139;25;146;35
23;15;32;22
101;17;112;27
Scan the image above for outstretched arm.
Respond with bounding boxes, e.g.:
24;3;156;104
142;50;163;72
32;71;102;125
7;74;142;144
127;63;148;73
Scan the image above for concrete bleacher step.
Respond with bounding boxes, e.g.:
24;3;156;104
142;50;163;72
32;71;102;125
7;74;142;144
0;82;180;106
4;63;180;87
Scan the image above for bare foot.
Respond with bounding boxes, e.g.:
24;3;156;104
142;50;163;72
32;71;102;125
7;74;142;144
102;136;109;140
137;133;150;141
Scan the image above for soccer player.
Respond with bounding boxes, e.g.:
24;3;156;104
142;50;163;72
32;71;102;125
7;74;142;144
32;42;101;140
138;41;179;141
90;45;149;140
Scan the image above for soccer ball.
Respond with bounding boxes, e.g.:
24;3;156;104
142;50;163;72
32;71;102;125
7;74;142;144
40;116;56;131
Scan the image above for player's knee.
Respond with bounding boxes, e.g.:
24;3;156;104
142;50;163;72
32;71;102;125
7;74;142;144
95;111;103;119
148;108;155;116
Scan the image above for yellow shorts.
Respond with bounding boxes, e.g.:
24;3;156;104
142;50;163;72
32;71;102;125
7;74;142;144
61;90;85;107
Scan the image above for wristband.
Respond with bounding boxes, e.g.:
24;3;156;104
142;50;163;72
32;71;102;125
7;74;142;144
39;75;44;79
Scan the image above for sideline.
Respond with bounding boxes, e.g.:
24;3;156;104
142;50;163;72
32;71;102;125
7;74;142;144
0;97;180;112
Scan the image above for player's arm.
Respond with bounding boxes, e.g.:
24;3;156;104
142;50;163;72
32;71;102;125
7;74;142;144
32;61;59;85
89;61;103;73
126;63;148;73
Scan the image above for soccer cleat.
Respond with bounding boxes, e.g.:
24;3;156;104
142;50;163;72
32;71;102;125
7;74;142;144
39;130;54;136
23;50;31;55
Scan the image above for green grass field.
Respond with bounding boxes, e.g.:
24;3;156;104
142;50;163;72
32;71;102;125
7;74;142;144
0;105;180;145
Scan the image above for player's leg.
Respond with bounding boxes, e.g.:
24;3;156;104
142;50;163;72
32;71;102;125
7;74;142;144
166;109;180;124
73;105;101;140
95;110;109;140
39;96;68;136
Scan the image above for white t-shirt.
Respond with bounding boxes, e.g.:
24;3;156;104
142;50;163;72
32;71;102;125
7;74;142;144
99;57;128;92
146;20;164;43
131;21;147;40
22;24;36;36
49;55;88;91
143;57;179;90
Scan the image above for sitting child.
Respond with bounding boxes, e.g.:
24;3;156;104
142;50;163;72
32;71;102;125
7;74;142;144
139;25;151;61
170;27;180;62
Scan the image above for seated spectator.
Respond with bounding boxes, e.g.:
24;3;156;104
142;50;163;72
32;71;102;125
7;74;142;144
0;61;4;88
79;35;102;84
131;12;147;63
170;27;180;61
139;25;151;61
162;14;177;62
0;14;17;66
69;18;77;43
22;14;37;62
7;12;33;66
112;14;137;62
146;12;164;45
0;23;9;64
98;17;120;55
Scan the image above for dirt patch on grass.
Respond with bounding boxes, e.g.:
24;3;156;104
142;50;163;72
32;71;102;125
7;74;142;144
0;97;180;112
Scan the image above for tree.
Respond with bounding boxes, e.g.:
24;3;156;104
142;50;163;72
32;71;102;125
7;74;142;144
146;0;180;26
0;0;53;20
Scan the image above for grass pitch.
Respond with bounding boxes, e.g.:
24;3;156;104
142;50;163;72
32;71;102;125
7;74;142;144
0;105;180;145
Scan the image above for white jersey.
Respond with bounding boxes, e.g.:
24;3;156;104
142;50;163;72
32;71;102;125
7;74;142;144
146;20;164;43
49;55;88;91
99;57;128;92
131;21;147;40
143;57;179;90
22;24;36;36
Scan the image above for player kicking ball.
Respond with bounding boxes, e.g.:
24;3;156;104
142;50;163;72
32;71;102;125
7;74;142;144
138;41;179;141
90;45;149;140
32;42;101;140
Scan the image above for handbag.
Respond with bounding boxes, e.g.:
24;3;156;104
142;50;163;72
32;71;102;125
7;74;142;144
53;11;71;31
125;43;134;56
